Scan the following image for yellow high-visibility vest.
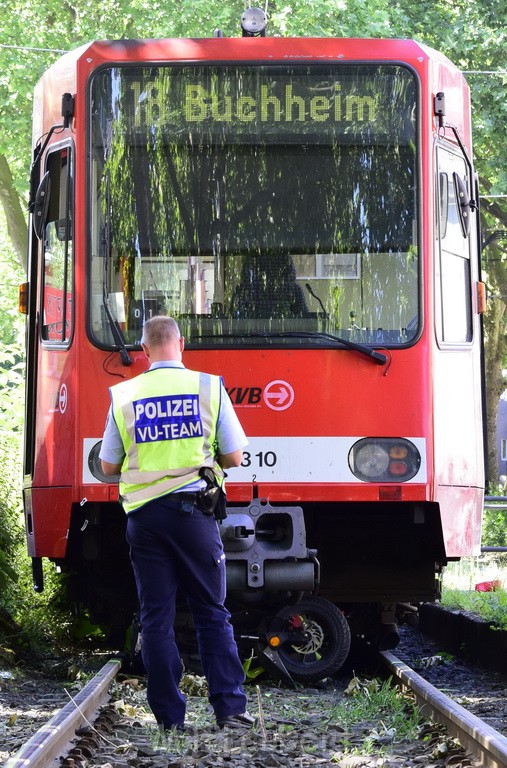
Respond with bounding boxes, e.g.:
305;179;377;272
111;367;223;513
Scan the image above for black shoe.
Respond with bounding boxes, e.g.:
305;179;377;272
217;711;255;729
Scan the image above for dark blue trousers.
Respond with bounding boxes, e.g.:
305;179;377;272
126;493;247;729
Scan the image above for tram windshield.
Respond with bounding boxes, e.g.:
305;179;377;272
89;63;418;349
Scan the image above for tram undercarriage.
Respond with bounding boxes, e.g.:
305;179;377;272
56;497;445;682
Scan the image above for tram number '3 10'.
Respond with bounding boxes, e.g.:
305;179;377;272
241;450;277;468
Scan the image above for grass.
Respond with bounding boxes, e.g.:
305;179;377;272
113;673;424;762
441;552;507;631
328;676;421;753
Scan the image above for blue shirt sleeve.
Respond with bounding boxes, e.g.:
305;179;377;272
215;381;248;456
98;406;126;464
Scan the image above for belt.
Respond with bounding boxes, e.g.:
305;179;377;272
173;491;209;515
174;491;199;504
148;489;219;518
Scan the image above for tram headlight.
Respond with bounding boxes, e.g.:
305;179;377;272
349;438;421;483
352;443;390;478
88;440;120;483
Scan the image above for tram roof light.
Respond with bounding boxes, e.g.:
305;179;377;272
241;7;267;36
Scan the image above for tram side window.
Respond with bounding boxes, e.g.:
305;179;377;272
437;152;472;344
41;148;74;344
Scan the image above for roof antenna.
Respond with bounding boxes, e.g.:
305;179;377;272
241;6;268;36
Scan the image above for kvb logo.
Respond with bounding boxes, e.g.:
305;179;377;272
225;386;262;406
226;380;295;411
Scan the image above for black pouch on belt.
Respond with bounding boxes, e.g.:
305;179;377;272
197;467;227;521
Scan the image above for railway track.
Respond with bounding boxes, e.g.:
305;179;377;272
381;651;507;768
4;659;120;768
4;652;507;767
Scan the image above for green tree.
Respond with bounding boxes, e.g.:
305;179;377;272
0;0;505;649
0;221;24;598
0;0;506;481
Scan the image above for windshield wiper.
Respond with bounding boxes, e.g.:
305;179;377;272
191;330;388;365
290;331;388;364
102;291;133;367
100;204;132;367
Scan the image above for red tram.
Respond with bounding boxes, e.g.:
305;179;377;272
21;13;485;680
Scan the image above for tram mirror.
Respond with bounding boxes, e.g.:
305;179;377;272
453;172;471;237
33;172;51;240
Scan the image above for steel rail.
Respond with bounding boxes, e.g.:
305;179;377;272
4;658;121;768
381;650;507;768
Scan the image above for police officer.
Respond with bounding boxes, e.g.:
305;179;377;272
99;315;253;731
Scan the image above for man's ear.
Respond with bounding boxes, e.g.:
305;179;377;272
142;343;150;358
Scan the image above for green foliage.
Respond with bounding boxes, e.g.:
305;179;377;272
442;551;507;630
0;227;24;594
1;0;506;195
1;0;507;643
329;675;421;752
442;586;507;632
242;652;265;680
0;225;77;652
482;505;507;547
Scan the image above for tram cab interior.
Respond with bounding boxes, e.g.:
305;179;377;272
90;166;419;350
